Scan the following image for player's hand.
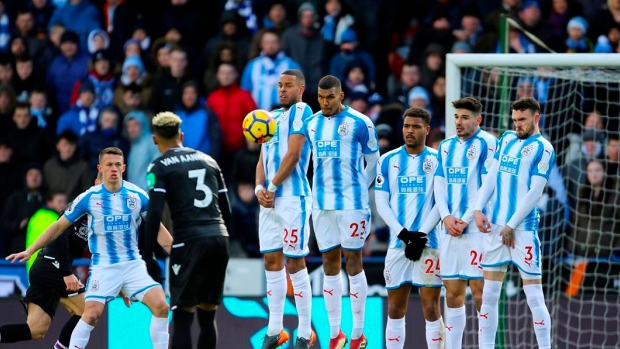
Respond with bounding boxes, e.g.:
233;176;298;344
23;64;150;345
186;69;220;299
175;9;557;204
5;250;33;263
455;220;469;234
444;216;464;237
265;190;276;208
474;210;491;233
63;274;80;292
256;188;273;208
119;291;131;308
500;226;515;248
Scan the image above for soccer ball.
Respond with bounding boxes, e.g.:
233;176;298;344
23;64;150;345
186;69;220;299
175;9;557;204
242;109;276;144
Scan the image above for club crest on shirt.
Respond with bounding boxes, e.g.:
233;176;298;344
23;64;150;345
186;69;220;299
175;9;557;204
126;196;137;210
537;162;549;174
367;138;377;150
376;174;384;186
466;145;476;160
90;280;99;292
521;144;534;157
384;269;392;285
337;122;349;137
293;117;303;131
423;158;434;174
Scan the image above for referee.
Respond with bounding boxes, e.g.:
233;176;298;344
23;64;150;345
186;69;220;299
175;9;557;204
145;111;231;349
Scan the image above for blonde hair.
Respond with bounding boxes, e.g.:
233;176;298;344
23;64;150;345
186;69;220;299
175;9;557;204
152;112;182;139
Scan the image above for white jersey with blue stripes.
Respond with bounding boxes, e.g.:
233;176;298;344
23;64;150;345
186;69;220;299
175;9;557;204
489;131;555;230
262;102;313;197
64;181;149;266
435;128;499;233
303;106;379;210
375;146;439;249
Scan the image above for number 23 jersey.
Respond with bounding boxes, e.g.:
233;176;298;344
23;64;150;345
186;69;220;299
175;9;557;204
147;147;228;238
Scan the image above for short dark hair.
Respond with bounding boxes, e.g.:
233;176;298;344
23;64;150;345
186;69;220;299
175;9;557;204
318;75;341;90
403;107;431;125
452;97;483;115
123;83;143;94
98;147;124;162
46;190;66;202
511;97;540;114
58;130;78;144
152;112;182;140
16;56;33;64
14;101;30;112
282;69;305;84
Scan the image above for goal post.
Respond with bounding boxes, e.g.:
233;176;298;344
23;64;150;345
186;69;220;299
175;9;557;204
444;53;620;349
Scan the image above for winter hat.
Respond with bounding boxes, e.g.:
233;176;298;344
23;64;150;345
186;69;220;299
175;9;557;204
340;28;358;43
91;49;111;64
367;92;385;107
79;79;95;94
408;86;430;104
123;38;142;52
567;16;588;35
122;55;145;75
60;31;79;45
298;2;317;15
451;41;472;53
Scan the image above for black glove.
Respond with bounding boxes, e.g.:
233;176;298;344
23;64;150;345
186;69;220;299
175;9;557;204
398;229;427;261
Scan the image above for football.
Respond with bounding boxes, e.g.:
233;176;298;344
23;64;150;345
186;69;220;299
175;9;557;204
242;109;277;144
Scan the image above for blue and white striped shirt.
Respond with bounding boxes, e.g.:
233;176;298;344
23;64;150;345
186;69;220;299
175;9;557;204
375;146;439;249
262;102;312;197
303;106;379;210
64;181;149;266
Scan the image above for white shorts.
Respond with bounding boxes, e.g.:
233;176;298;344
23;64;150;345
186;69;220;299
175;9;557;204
480;224;542;280
439;231;484;280
384;247;442;289
85;259;161;304
312;209;370;252
259;196;311;258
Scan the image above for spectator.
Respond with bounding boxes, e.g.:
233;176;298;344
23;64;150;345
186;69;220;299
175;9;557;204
453;5;484;51
321;0;355;57
262;1;290;34
430;75;446;130
570;159;620;258
160;0;206;48
566;128;606;206
115;83;145;116
29;87;56;132
0;1;10;54
13;56;37;103
0;139;21;215
0;164;45;255
13;9;44;58
48;0;100;49
0;58;13;87
224;0;259;34
46;30;89;113
78;106;129;171
347;91;368;115
328;28;376;84
203;42;243;95
282;2;327;108
105;0;142;61
565;16;592;52
207;63;257;156
366;91;384;123
594;26;620;53
388;63;421;107
451;40;473;54
518;1;561;51
34;23;64;77
56;79;98;136
86;28;109;54
484;0;521;35
241;29;300;110
149;46;189;114
115;55;150;103
0;85;15;136
342;59;370;96
124;110;159;191
29;0;56;37
606;134;620;179
6;102;51;169
590;0;620;43
149;38;172;78
407;85;431;112
546;0;584;43
420;43;445;90
70;50;116;109
230;182;260;258
43;130;92;201
203;10;250;72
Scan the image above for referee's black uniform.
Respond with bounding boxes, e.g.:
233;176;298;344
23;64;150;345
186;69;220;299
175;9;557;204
145;147;231;308
25;215;88;318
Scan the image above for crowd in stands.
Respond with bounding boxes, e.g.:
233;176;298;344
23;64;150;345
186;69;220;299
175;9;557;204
0;0;618;263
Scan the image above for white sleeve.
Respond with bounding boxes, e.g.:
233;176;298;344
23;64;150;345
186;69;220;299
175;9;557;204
375;190;404;233
364;151;380;189
506;176;548;229
474;158;499;211
433;176;451;220
419;205;440;234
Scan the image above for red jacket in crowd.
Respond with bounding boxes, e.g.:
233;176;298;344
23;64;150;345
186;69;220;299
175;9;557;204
207;83;257;153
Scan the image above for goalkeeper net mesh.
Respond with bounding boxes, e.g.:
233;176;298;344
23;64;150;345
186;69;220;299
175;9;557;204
457;65;620;349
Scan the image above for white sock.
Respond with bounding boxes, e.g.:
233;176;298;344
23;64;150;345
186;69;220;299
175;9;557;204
149;316;169;349
323;274;343;338
445;306;465;349
479;280;502;349
69;320;94;349
54;340;68;349
425;317;444;349
348;271;367;339
524;284;551;349
265;268;287;336
385;317;406;349
290;268;312;340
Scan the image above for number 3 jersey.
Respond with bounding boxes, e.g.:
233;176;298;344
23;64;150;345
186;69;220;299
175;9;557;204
489;131;555;230
147;148;228;239
64;181;149;266
262;102;313;198
303;106;379;210
375;146;439;249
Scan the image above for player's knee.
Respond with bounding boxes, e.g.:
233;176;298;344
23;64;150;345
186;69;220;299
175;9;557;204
445;289;465;307
481;288;500;306
82;308;103;325
263;253;284;271
387;303;407;319
421;299;441;320
285;257;305;274
152;300;170;317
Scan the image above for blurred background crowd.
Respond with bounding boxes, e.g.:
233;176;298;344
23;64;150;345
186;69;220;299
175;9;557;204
0;0;618;266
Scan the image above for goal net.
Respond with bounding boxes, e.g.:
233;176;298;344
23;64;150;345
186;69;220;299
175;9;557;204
446;53;620;349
